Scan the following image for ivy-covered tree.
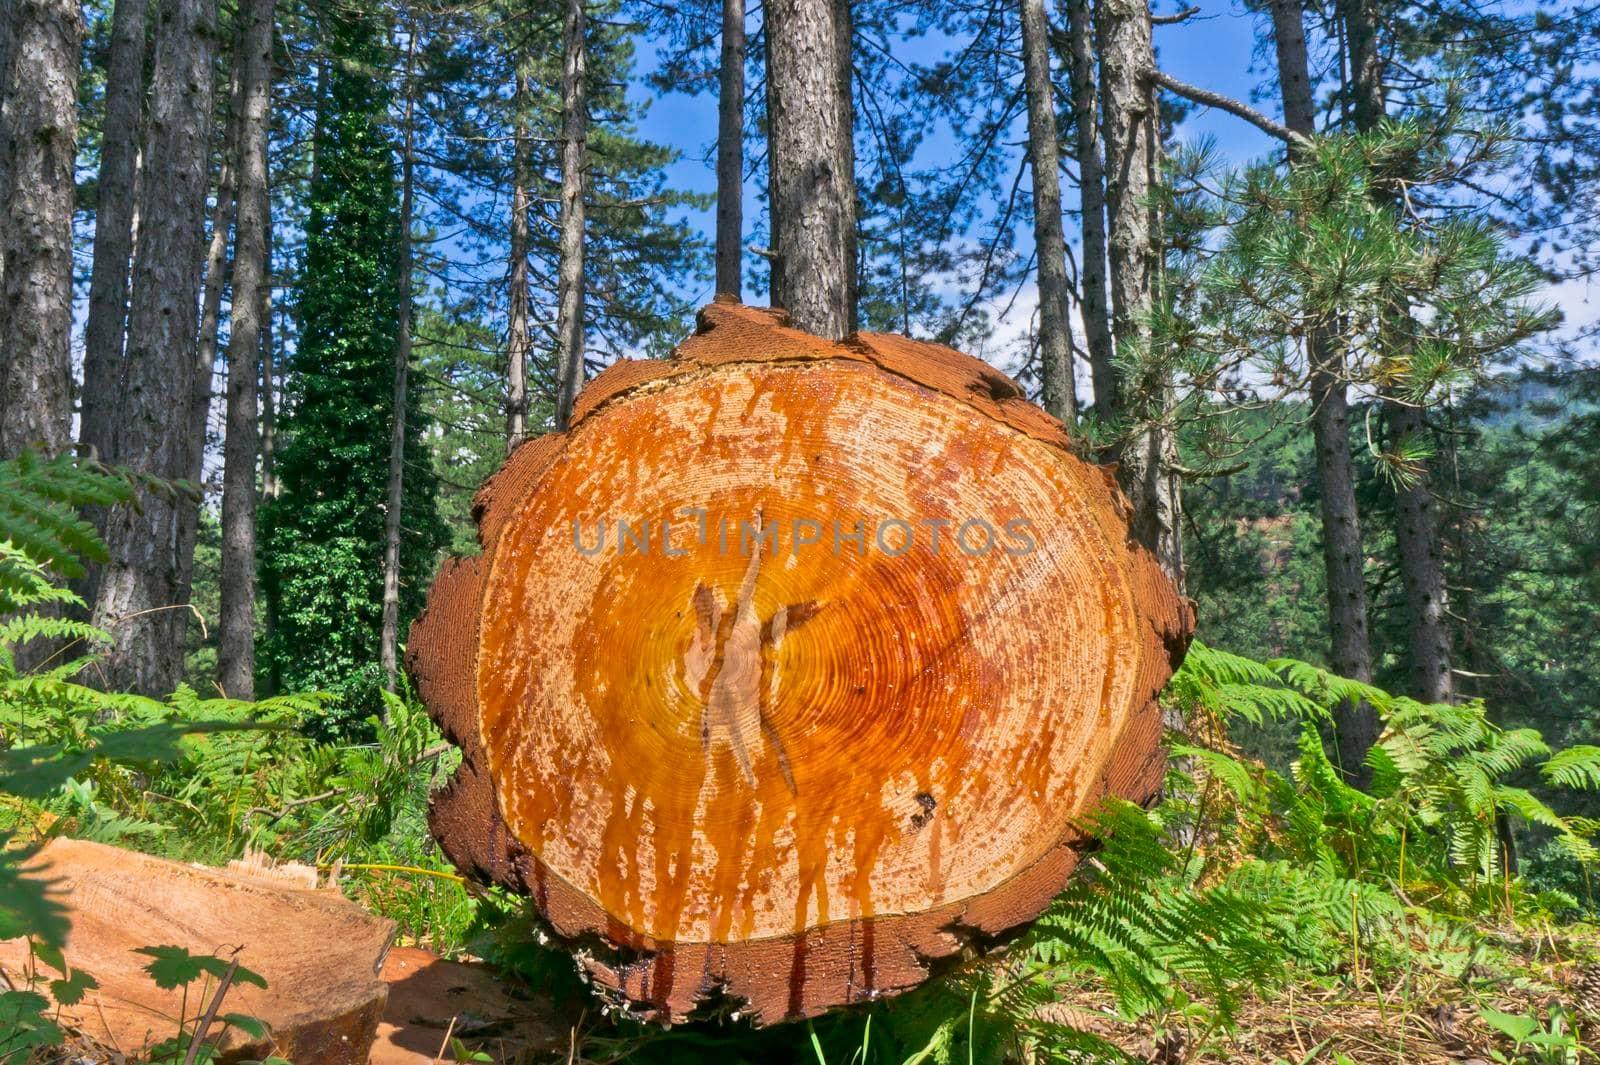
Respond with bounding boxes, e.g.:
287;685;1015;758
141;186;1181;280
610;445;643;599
261;7;445;733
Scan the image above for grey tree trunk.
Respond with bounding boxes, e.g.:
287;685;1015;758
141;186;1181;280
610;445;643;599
506;69;532;448
0;2;15;221
765;0;854;340
195;65;243;442
716;0;746;297
1389;400;1454;703
0;0;80;460
1063;0;1115;413
763;20;784;307
80;0;149;466
218;0;273;701
554;0;588;429
91;0;220;696
1019;0;1077;422
833;0;856;332
1270;0;1377;779
261;285;278;500
175;51;243;641
381;22;420;692
1097;0;1182;583
1342;0;1384;132
1340;0;1453;704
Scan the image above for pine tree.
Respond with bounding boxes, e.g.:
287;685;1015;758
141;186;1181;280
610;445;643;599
261;7;444;732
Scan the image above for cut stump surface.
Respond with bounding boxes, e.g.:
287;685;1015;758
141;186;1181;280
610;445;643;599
409;300;1192;1024
0;838;394;1063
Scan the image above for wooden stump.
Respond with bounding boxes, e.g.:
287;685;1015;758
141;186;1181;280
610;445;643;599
408;300;1192;1024
0;839;394;1062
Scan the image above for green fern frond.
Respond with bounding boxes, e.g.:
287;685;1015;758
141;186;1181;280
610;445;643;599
1542;745;1600;790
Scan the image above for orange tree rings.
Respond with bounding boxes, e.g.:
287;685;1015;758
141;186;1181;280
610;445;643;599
407;301;1192;1024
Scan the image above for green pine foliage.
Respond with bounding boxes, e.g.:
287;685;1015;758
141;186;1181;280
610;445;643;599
261;7;447;735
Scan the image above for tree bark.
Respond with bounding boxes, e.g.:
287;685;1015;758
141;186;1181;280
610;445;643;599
174;47;244;650
1341;0;1384;131
1388;400;1454;702
80;0;149;466
553;0;587;430
765;0;854;340
92;0;220;696
380;20;420;693
0;0;80;461
715;0;745;297
1097;0;1182;583
1020;0;1077;422
832;0;856;332
1270;0;1377;781
1063;0;1116;413
195;64;244;453
410;300;1192;1025
1339;0;1453;704
219;0;273;701
763;18;784;307
506;69;532;449
0;2;15;222
261;283;278;500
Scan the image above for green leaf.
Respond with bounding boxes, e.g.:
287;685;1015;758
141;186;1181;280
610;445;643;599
0;841;70;949
0;989;65;1053
1478;1006;1539;1043
135;944;207;989
48;967;99;1007
221;1013;270;1039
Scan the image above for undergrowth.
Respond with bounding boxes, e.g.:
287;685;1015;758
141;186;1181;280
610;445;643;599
4;452;1600;1063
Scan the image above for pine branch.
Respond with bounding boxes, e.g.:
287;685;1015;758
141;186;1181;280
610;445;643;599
1149;69;1312;148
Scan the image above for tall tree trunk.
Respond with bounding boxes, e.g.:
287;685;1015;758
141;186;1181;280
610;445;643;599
715;0;745;298
832;0;856;332
1097;0;1182;582
553;0;587;430
763;19;784;306
260;283;278;500
1339;0;1453;704
0;3;15;219
1270;0;1377;779
174;50;243;644
380;21;420;692
1388;400;1454;702
1019;0;1077;422
195;67;243;444
765;0;854;340
0;0;80;460
80;0;149;466
1342;0;1384;132
92;0;220;696
218;0;273;700
1064;0;1115;413
506;69;532;448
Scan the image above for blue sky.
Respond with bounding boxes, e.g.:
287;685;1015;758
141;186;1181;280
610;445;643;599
629;6;1277;281
624;4;1594;374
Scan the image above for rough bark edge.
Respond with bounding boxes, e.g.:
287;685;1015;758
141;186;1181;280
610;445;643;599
412;301;1194;1024
567;299;1074;452
419;639;1175;1025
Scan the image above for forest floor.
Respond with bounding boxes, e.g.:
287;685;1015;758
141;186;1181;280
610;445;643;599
357;920;1600;1064
1036;920;1597;1065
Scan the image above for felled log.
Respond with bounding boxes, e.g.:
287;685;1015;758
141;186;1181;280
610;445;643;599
0;838;394;1063
408;299;1192;1025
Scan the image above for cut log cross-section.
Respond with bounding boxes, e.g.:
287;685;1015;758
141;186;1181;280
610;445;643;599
0;839;394;1062
408;300;1192;1024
